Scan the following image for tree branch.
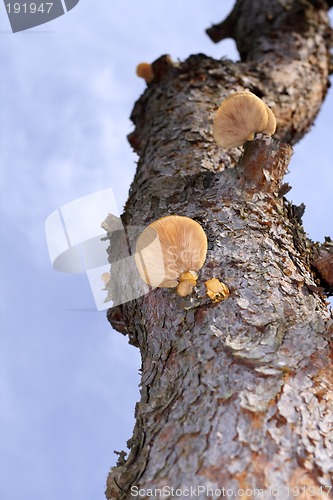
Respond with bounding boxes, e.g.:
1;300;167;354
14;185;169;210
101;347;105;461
207;0;333;54
205;1;241;43
206;0;332;145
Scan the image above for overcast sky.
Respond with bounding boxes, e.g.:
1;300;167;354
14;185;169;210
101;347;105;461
1;2;332;499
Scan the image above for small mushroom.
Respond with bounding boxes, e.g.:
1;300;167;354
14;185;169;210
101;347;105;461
176;279;196;297
205;278;230;303
213;91;276;149
101;272;111;286
136;62;154;83
177;270;198;297
135;215;208;297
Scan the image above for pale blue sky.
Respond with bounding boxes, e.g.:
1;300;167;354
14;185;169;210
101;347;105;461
0;2;332;499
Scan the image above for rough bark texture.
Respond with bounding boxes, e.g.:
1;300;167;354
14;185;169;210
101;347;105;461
106;1;333;498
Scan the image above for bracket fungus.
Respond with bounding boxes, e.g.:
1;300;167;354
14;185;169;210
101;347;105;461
205;278;230;303
135;215;208;297
136;62;154;83
213;91;276;149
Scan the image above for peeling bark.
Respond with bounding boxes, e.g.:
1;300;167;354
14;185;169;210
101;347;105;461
106;1;333;498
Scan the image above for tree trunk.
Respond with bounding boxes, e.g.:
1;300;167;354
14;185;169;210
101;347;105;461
106;1;333;498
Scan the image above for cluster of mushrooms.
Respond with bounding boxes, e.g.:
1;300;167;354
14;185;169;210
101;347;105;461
127;89;276;301
135;215;230;301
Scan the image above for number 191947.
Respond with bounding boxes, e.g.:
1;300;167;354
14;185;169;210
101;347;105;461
5;3;54;14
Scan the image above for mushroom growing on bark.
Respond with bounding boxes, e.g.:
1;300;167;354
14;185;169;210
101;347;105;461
213;91;276;148
136;62;154;83
101;272;111;286
135;215;208;297
205;278;230;303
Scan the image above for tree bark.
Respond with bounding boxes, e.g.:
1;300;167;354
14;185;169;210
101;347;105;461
106;1;333;498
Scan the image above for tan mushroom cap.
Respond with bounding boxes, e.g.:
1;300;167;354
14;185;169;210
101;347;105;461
136;62;154;83
213;91;276;149
205;278;230;302
177;280;195;297
101;272;111;285
135;215;208;289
